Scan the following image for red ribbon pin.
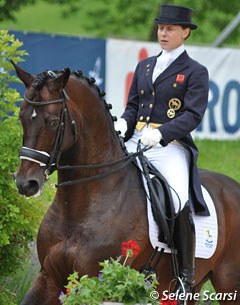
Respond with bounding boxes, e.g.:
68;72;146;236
176;74;185;82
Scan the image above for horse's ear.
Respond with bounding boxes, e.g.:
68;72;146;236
62;68;71;88
10;60;33;88
48;68;70;92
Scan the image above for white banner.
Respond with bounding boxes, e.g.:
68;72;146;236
106;38;240;139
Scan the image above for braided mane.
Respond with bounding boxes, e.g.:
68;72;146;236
31;69;116;125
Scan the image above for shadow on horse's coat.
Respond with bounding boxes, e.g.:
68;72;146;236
12;64;240;305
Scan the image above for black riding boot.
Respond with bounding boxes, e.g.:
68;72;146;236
174;202;195;304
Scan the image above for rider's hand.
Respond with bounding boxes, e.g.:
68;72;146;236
114;118;128;137
141;128;162;147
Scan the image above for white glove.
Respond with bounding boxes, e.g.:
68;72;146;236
114;118;128;136
141;128;162;147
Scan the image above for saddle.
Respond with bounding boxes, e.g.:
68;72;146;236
137;153;176;245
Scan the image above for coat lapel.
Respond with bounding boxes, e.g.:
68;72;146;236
145;56;158;91
153;51;189;85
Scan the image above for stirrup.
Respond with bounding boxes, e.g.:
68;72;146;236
169;277;194;305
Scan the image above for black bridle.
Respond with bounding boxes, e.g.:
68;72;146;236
19;71;77;178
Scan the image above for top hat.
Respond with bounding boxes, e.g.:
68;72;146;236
154;4;198;30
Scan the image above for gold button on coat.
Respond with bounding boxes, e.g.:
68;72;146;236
146;116;150;121
140;90;144;95
152;91;155;96
139;116;144;121
149;104;153;108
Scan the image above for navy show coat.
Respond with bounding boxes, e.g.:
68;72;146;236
122;51;210;216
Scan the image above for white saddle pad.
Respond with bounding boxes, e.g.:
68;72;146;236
147;186;218;259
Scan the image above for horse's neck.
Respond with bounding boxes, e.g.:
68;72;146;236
54;137;147;228
56;135;127;208
61;129;124;165
55;83;135;216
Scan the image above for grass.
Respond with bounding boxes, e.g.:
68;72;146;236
0;1;89;37
2;243;40;304
196;139;240;183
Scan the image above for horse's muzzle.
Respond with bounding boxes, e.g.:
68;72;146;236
13;171;45;197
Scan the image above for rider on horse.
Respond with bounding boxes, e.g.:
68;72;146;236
115;3;209;302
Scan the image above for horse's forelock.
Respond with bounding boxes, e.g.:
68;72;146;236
32;72;48;90
31;70;63;90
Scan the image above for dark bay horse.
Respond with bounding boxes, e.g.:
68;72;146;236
12;63;240;305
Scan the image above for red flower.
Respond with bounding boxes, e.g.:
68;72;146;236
66;287;71;296
160;295;177;305
66;281;77;295
121;240;139;258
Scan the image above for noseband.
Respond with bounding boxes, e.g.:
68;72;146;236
19;71;77;178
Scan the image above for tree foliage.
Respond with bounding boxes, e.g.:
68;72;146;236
74;0;240;45
0;0;239;46
0;0;34;21
0;31;27;117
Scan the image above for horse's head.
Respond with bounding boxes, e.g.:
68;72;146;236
12;62;78;197
13;62;122;197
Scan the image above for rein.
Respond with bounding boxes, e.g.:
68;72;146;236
58;152;139;170
56;148;149;188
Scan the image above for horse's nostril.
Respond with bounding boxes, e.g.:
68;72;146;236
18;179;40;197
28;180;39;191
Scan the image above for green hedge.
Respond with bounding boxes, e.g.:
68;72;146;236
0;29;53;305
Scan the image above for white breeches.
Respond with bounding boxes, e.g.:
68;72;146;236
125;126;190;213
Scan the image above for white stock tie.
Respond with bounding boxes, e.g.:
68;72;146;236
152;52;172;83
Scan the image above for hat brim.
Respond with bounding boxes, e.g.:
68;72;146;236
154;18;198;30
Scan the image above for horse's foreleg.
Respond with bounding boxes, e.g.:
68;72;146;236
20;270;62;305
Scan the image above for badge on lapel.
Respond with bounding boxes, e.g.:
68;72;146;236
176;74;185;82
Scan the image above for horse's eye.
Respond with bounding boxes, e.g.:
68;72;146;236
50;119;59;128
